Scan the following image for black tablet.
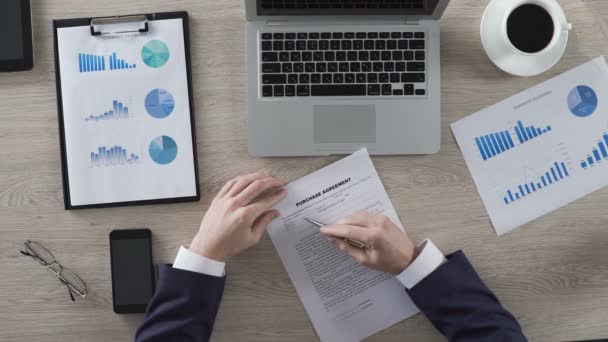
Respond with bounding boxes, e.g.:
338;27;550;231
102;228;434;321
0;0;34;72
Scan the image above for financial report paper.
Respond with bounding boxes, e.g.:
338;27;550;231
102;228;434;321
451;57;608;235
56;19;197;206
267;149;419;342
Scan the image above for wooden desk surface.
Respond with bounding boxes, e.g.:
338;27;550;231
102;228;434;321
2;1;608;341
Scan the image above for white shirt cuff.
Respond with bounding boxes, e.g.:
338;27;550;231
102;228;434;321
396;239;446;290
173;246;226;277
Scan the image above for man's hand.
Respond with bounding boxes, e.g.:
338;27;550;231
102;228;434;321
189;172;287;262
320;212;417;275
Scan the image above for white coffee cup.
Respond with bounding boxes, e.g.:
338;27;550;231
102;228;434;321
481;0;572;77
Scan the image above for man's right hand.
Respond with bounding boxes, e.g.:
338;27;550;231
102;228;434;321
189;171;287;262
320;212;418;275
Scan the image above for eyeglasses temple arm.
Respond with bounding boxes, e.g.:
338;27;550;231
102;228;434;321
68;287;75;302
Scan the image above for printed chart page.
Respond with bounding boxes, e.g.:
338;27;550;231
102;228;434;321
56;19;197;206
267;149;419;342
451;57;608;235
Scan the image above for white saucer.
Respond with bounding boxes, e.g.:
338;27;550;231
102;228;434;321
480;0;571;77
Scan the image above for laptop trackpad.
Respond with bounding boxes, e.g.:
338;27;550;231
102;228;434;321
313;105;376;144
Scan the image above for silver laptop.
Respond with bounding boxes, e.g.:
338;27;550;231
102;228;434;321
246;0;449;156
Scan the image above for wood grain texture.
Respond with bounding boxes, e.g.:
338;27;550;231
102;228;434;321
2;0;608;341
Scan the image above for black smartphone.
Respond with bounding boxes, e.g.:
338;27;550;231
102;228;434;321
109;229;156;314
0;0;34;72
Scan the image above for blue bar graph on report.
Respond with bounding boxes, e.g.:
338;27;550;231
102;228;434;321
503;161;570;205
580;132;608;169
90;146;140;167
85;100;130;122
514;120;552;144
475;130;514;160
78;53;105;73
474;120;552;161
108;52;136;70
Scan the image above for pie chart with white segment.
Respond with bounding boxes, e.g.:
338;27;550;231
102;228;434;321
149;135;178;165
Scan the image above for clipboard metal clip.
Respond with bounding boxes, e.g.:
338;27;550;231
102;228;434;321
90;15;149;36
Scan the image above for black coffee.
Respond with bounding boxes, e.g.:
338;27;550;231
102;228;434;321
507;4;555;53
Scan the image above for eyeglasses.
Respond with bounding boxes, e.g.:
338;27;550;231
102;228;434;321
20;240;87;301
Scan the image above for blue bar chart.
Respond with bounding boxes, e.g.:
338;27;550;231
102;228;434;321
475;130;515;161
580;132;608;169
78;53;106;73
85;100;130;122
503;161;570;205
78;52;136;72
90;146;140;167
514;120;552;144
475;120;553;161
108;52;136;70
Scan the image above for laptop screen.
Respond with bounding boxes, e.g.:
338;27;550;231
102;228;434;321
257;0;441;16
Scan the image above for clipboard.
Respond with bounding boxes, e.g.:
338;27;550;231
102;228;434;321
53;12;200;210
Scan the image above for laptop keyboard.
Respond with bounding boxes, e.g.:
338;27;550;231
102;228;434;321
261;0;425;10
259;31;427;97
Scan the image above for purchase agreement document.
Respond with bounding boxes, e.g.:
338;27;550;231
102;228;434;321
267;149;419;342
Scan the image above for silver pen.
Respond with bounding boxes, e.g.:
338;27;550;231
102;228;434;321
304;218;371;249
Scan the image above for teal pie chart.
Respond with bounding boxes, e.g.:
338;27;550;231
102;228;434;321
568;85;598;117
149;135;178;165
145;89;175;119
142;40;170;68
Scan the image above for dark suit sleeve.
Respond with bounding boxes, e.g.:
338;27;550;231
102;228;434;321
135;265;226;342
407;251;527;342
